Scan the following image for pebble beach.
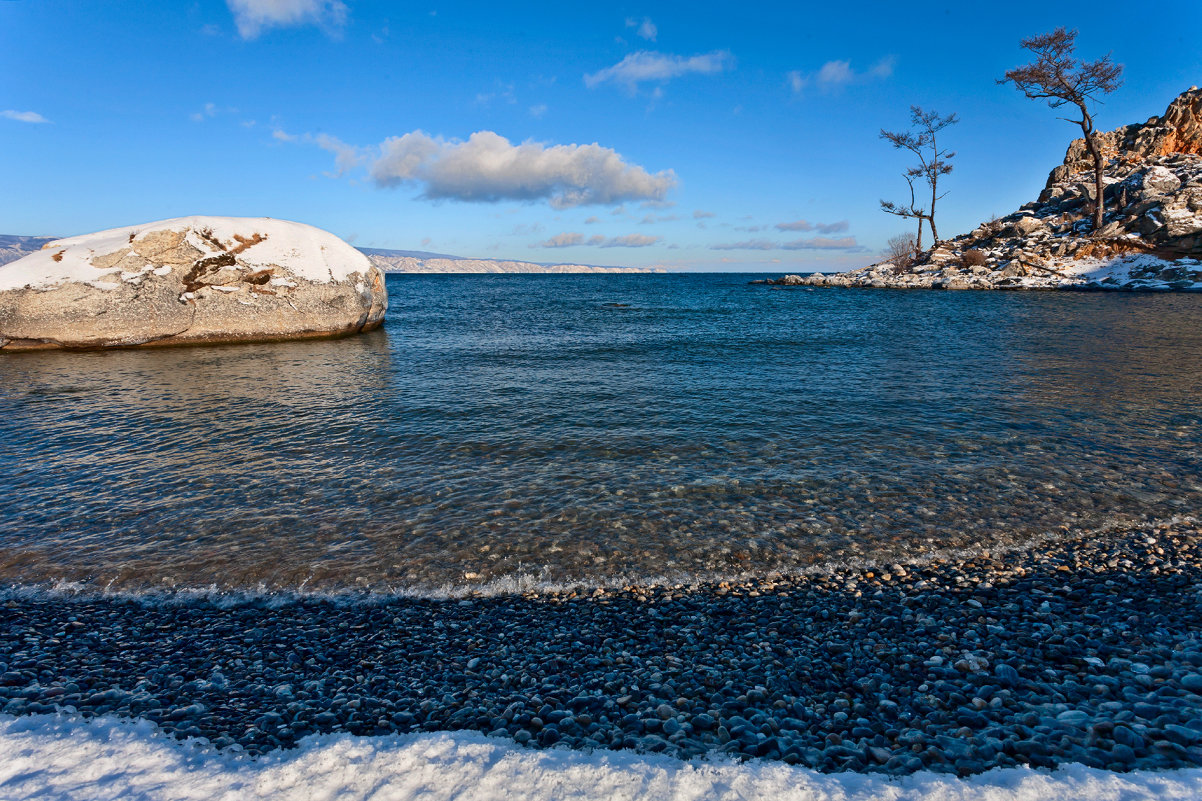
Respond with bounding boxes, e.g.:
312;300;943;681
3;518;1201;779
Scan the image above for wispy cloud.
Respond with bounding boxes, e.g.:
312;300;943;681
535;232;585;248
775;219;849;233
533;232;662;248
528;104;548;118
585;50;734;92
226;0;347;39
711;237;862;251
640;213;679;224
787;56;894;93
2;110;50;124
592;233;661;248
190;102;239;122
693;210;716;219
280;129;677;208
625;16;657;42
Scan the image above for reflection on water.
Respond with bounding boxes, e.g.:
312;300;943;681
1;275;1200;594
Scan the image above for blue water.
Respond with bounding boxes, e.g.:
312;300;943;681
1;274;1200;594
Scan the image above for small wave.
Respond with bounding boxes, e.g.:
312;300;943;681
0;514;1189;609
0;714;1198;801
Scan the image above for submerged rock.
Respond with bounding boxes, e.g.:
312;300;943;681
0;216;387;350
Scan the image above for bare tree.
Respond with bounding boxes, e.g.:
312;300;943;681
884;233;917;268
880;106;958;250
1000;27;1123;232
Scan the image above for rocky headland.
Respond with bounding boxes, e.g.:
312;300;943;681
763;88;1202;291
0;216;387;351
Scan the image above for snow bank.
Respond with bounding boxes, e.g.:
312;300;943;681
0;216;372;292
1;715;1199;801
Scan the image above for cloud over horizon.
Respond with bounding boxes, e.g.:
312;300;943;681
585;50;734;92
226;0;347;39
281;129;677;208
710;236;862;251
775;219;849;233
533;232;662;248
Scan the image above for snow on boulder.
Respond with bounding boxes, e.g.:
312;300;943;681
0;216;386;350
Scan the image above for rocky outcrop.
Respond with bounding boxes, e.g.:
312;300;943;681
0;217;387;351
764;88;1202;292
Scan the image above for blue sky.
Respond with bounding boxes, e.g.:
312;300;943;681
2;1;1200;271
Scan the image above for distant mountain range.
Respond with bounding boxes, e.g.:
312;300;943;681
0;236;659;274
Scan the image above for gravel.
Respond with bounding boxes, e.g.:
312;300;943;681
2;520;1201;777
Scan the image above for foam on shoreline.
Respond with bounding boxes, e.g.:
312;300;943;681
1;714;1199;801
0;515;1165;608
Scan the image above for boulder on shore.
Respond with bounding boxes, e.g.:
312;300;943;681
0;216;387;351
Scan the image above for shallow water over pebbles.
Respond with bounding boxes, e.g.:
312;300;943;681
1;274;1200;595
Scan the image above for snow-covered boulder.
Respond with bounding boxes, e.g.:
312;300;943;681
0;216;386;350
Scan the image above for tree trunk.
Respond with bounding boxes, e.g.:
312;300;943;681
929;183;939;244
1078;105;1105;232
915;220;923;252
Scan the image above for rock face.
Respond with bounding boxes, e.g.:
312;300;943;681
0;217;387;351
766;88;1202;292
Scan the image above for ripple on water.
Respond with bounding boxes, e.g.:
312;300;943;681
0;275;1200;594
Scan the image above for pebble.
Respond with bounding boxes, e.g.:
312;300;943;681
1;521;1201;777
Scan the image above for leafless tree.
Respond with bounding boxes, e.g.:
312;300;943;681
880;106;958;250
1000;27;1123;232
884;233;917;268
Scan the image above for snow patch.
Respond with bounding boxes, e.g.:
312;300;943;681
0;217;372;292
1;715;1199;801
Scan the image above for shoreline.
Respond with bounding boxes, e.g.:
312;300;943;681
2;519;1201;777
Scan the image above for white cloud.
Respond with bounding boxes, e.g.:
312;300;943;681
640;213;679;224
711;237;861;251
226;0;347;39
529;104;548;118
693;210;716;219
534;233;585;248
775;219;849;233
361;130;676;208
626;17;657;41
534;232;661;248
584;216;601;224
585;50;733;92
190;102;239;122
274;129;363;175
591;234;661;248
787;57;894;93
2;110;49;124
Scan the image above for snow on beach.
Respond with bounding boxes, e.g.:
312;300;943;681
1;715;1199;801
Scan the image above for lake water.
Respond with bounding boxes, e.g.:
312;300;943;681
1;274;1200;596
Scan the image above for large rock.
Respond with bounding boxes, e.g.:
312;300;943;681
0;216;386;350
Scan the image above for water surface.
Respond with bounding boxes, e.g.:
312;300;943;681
1;274;1199;594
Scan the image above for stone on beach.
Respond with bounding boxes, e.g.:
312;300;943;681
0;216;387;351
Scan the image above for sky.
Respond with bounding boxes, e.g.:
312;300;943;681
2;1;1200;271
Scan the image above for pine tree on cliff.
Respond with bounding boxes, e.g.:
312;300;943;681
1000;27;1123;233
879;107;958;253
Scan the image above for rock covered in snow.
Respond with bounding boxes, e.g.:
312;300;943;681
759;88;1202;292
0;216;387;350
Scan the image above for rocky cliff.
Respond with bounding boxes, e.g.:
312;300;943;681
771;88;1202;291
